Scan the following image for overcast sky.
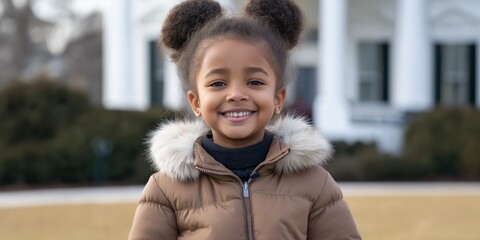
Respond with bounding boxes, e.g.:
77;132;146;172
33;0;105;21
30;0;106;53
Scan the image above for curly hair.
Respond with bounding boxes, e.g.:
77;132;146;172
160;0;304;92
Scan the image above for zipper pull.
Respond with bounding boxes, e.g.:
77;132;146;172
243;181;250;198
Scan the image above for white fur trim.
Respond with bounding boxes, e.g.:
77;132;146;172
267;115;333;174
148;115;332;181
147;119;209;182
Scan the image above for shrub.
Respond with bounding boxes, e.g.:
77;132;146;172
328;107;480;181
63;108;179;184
326;141;376;181
0;78;91;145
0;79;181;187
327;141;431;181
403;107;480;180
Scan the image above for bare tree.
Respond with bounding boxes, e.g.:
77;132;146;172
0;0;53;85
0;0;103;106
61;12;103;105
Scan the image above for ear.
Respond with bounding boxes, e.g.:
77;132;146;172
274;87;286;114
187;90;202;117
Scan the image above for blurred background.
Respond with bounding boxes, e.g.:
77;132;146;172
0;0;479;239
1;0;479;188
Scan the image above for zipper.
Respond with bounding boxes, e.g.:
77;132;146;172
242;150;289;240
195;166;255;240
195;149;289;240
243;181;254;240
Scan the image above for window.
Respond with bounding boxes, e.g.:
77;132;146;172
292;66;316;119
434;44;477;106
358;42;390;103
149;40;164;106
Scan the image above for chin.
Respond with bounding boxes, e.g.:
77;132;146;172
225;133;251;140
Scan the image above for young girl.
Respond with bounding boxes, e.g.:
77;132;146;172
129;0;361;239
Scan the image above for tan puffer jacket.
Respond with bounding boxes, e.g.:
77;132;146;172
129;116;361;240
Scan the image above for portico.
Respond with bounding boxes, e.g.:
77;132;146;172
102;0;480;153
314;0;432;151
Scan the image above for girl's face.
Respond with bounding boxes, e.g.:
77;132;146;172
188;38;285;148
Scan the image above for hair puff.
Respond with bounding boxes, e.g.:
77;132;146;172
160;0;223;60
244;0;304;49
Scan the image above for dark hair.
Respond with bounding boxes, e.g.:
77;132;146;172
160;0;304;92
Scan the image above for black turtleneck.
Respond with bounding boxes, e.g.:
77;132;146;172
200;132;273;182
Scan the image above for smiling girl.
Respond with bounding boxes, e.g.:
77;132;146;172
128;0;361;239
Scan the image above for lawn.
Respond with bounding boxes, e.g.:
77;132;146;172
346;196;480;240
0;196;479;240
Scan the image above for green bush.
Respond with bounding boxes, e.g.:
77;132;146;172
0;78;91;145
327;141;436;181
328;107;480;181
327;141;410;181
326;141;376;181
362;157;429;181
61;109;179;183
403;107;480;180
0;79;181;187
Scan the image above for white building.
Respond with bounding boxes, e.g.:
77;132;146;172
103;0;480;154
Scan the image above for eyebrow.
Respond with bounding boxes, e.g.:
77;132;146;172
204;68;228;78
203;67;270;78
245;67;269;76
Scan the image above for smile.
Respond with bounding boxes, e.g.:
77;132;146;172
223;111;254;118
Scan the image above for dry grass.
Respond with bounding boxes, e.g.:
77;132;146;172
346;196;480;240
0;203;137;240
0;196;479;239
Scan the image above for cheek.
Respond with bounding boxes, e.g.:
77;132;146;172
198;92;220;109
258;94;276;109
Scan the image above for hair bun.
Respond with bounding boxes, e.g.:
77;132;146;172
161;0;223;60
245;0;304;49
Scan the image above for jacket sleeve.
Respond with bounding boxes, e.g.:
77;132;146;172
307;171;362;240
129;174;178;240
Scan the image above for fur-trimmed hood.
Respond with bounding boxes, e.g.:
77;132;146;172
148;115;333;182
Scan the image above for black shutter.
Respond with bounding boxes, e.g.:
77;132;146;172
434;44;442;105
150;41;164;106
468;44;477;105
381;43;390;102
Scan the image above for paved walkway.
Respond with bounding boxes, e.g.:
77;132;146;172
339;182;480;196
0;186;142;208
1;182;479;208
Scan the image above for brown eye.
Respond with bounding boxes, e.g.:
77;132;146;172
208;81;226;87
247;79;264;86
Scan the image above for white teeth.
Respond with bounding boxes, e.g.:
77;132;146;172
225;111;252;117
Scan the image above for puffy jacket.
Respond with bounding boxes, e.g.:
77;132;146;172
129;116;361;240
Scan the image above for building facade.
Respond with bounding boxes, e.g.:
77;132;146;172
103;0;480;153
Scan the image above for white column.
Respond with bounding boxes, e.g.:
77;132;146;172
393;0;432;110
103;0;133;109
314;0;350;138
130;25;149;110
163;61;184;110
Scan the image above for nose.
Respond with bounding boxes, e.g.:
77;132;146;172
226;84;248;102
